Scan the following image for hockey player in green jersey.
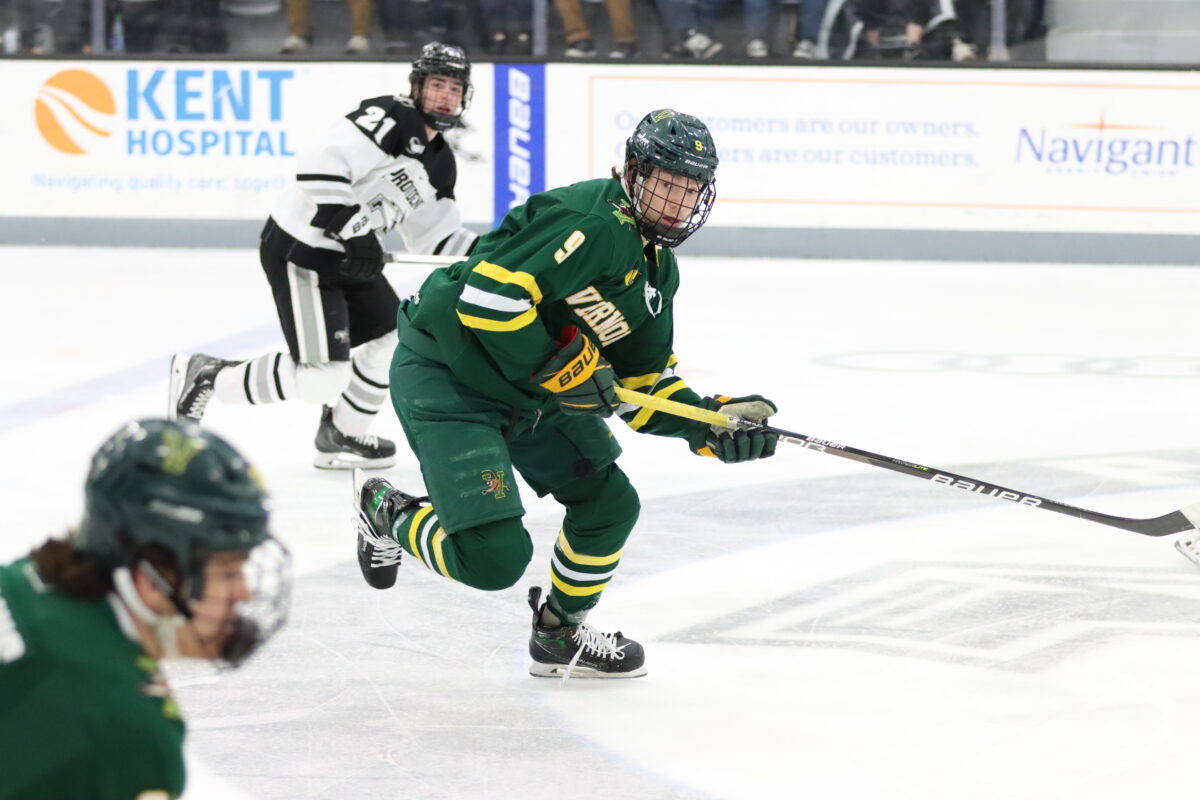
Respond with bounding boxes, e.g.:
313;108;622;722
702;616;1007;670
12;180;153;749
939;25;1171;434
0;419;291;800
353;109;778;678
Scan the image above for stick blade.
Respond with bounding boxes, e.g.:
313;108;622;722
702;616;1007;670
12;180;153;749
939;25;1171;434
1176;532;1200;569
1175;502;1200;568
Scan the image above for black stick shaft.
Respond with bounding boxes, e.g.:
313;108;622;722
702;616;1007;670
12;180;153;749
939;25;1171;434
609;387;1198;538
747;422;1199;537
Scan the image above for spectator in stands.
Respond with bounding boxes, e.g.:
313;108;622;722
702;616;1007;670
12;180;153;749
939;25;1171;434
652;0;720;58
160;0;227;52
8;0;62;53
553;0;638;58
950;0;1032;57
72;0;222;54
377;0;454;56
281;0;373;54
696;0;775;57
479;0;532;55
1026;0;1045;39
856;0;975;60
75;0;228;54
793;0;831;58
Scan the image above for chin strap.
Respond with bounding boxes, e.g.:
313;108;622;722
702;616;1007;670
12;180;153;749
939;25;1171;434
112;566;188;659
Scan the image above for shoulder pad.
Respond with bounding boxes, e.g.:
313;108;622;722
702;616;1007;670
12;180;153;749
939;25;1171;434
346;96;426;157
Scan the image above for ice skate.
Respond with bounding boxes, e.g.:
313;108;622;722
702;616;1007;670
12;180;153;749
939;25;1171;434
527;586;647;679
168;353;236;422
353;468;424;589
314;406;397;469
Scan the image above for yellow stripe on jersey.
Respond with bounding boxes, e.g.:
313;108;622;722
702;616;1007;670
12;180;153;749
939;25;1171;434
407;506;434;566
620;372;661;391
627;380;691;431
431;527;454;579
550;571;610;597
473;262;543;304
556;529;622;566
457;307;539;332
620;354;681;392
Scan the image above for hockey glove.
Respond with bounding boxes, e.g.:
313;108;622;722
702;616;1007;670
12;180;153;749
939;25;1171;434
687;395;779;463
533;327;619;417
324;204;384;281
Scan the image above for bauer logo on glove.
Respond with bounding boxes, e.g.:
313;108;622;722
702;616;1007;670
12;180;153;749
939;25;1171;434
533;327;619;417
542;335;598;392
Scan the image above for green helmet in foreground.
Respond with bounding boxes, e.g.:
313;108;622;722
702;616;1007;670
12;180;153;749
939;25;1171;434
623;109;719;247
78;419;270;582
77;419;288;667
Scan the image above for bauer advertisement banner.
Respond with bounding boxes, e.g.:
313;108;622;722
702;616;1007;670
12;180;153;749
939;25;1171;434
0;60;494;224
551;64;1200;236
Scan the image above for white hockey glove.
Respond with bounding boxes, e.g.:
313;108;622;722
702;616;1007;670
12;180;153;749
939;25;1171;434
370;162;439;232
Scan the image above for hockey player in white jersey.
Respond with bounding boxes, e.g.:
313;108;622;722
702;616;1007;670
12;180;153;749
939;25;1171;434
169;42;477;470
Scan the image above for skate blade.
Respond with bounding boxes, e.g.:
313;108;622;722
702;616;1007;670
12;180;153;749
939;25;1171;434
167;352;188;421
529;662;648;680
351;467;366;528
351;467;367;503
314;453;396;470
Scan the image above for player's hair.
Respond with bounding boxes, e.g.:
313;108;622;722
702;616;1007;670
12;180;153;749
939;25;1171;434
31;536;180;602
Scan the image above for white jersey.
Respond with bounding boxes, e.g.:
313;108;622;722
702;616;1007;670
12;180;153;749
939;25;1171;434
270;94;476;265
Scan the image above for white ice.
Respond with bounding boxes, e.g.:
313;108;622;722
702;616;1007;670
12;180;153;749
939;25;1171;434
3;246;1200;800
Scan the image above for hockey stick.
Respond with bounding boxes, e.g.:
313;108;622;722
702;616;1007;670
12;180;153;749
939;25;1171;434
613;387;1200;551
386;252;460;266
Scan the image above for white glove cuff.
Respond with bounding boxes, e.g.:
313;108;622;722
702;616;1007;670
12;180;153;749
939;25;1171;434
334;209;373;241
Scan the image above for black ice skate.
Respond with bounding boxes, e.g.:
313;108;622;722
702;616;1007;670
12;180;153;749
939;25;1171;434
527;586;647;679
168;353;237;422
314;405;397;469
352;468;425;589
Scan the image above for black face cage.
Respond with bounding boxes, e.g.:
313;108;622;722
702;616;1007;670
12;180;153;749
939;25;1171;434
412;71;473;132
626;163;717;248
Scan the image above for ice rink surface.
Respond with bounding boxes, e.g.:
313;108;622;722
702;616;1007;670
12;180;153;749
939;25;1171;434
3;246;1200;799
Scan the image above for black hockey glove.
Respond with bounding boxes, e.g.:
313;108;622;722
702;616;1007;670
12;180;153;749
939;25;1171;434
532;327;620;417
687;395;779;463
323;204;384;281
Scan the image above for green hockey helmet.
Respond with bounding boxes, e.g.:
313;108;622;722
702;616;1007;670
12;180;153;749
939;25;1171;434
623;109;719;247
77;419;271;587
409;41;473;131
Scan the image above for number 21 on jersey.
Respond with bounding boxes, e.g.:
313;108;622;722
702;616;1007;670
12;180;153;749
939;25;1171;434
354;106;397;146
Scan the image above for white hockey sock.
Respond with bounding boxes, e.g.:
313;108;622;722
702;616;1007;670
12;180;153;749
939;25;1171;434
213;353;297;405
331;332;395;436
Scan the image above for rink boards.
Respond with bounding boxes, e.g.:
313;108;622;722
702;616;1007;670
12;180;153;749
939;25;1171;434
3;60;1200;241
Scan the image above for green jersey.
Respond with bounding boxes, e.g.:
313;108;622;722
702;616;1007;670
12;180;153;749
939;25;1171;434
0;557;186;800
403;177;703;438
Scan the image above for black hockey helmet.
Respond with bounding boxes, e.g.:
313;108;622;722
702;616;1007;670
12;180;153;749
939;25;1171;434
409;41;473;131
623;109;719;248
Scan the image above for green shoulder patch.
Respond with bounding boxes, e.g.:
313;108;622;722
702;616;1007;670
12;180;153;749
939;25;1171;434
609;201;635;229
